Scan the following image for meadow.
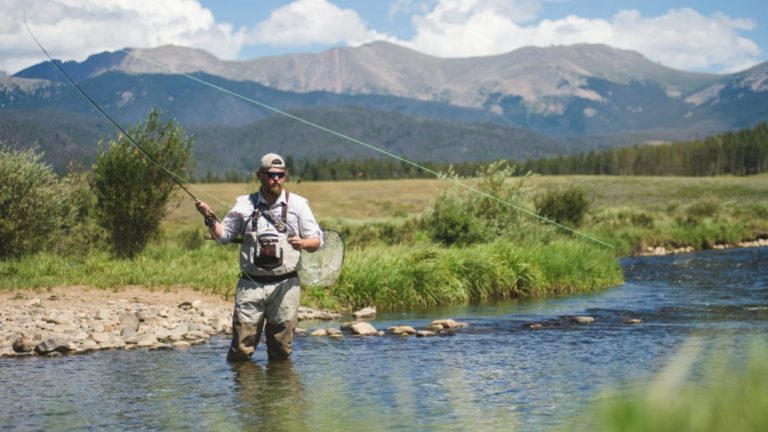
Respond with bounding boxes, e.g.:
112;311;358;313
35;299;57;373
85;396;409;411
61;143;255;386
4;173;767;311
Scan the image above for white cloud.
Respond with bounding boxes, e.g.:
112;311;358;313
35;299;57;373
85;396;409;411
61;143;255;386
0;0;245;74
248;0;388;47
402;1;762;72
608;9;761;72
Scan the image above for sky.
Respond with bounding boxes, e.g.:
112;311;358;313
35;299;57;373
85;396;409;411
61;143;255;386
1;0;765;76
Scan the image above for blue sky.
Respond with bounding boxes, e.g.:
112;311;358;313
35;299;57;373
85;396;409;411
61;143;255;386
2;0;765;75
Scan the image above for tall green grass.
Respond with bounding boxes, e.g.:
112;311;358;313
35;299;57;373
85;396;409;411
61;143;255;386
591;341;768;432
0;238;239;297
331;239;622;311
1;236;622;311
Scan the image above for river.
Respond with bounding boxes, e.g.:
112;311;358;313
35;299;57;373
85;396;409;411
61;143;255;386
1;247;766;431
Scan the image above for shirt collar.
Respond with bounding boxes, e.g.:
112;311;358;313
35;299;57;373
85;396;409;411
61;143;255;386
257;189;287;206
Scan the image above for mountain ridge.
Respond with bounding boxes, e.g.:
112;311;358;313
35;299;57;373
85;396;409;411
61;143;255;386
4;41;768;175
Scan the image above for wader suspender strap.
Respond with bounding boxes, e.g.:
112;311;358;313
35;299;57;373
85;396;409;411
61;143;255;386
249;192;290;233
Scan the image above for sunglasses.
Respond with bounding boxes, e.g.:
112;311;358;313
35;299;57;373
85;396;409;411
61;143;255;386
264;171;286;179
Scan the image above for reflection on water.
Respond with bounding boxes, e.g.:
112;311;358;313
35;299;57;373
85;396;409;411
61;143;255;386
231;361;307;431
1;247;766;431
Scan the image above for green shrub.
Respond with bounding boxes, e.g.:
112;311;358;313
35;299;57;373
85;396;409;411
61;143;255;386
423;161;530;245
0;146;60;258
534;185;591;227
680;194;721;226
92;109;194;257
335;218;420;248
50;164;105;256
422;190;487;245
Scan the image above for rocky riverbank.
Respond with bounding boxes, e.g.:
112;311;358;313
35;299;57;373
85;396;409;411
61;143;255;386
638;237;768;256
0;287;469;358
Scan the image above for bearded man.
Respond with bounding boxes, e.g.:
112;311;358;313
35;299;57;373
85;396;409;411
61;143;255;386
196;153;321;361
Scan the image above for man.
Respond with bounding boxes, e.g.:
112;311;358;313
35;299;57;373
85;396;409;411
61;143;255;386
195;153;322;361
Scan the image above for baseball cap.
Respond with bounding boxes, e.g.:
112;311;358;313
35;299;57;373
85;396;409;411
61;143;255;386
260;153;286;170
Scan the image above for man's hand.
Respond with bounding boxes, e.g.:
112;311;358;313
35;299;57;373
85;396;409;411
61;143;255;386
288;236;304;250
290;236;321;252
195;200;211;216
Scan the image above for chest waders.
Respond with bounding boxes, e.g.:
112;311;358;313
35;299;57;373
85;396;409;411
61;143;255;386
228;192;302;362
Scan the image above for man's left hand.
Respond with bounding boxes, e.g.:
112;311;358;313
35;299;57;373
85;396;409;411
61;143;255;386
288;236;304;250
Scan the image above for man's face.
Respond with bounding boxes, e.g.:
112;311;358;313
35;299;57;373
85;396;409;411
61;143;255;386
259;169;286;196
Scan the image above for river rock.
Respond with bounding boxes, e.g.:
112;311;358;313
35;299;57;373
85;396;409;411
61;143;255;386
310;329;327;336
35;337;71;355
326;327;342;336
137;334;159;348
625;318;643;324
90;332;111;344
184;331;209;341
81;339;99;352
428;319;469;330
388;325;416;335
348;322;378;336
166;325;189;342
119;312;140;331
172;341;191;348
571;316;595;324
317;310;341;320
44;312;74;325
12;335;35;353
416;330;436;337
352;307;376;319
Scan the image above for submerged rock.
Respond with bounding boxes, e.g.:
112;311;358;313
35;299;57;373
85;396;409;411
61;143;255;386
352;307;376;319
348;322;378;336
388;325;417;335
428;319;469;330
571;316;595;324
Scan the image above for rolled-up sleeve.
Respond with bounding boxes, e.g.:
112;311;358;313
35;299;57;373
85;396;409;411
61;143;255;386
217;197;248;243
296;199;322;244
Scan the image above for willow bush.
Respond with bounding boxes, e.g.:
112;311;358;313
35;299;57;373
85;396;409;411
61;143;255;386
0;146;101;258
423;161;531;245
534;185;591;227
92;109;194;258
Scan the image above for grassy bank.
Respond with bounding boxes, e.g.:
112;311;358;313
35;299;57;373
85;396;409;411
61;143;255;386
0;236;621;311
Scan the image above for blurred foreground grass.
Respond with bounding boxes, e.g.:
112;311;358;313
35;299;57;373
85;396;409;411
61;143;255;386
590;340;768;432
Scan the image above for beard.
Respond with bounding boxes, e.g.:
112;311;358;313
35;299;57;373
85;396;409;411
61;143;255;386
263;182;283;198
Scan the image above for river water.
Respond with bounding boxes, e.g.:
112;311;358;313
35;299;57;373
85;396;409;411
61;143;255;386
2;247;766;431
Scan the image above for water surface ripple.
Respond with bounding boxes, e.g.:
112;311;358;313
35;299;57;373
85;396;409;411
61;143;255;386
1;247;766;431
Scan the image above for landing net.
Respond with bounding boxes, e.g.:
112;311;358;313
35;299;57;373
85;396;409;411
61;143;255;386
299;229;345;286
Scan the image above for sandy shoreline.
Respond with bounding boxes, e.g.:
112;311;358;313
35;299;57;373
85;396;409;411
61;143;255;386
0;285;231;311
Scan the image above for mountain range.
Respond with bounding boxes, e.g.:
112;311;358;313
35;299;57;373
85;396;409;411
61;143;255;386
3;41;768;175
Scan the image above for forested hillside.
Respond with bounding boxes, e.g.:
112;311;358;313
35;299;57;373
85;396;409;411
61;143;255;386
521;122;768;176
270;123;768;181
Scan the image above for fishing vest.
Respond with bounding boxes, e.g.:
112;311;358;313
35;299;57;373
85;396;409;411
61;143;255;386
239;192;301;277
